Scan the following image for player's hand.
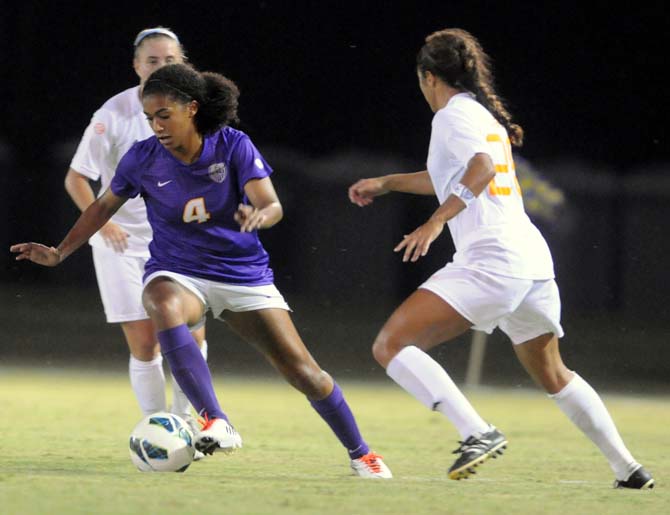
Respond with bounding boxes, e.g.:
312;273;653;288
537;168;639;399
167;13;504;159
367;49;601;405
234;203;266;232
393;219;444;262
10;242;62;267
348;177;388;207
99;221;129;253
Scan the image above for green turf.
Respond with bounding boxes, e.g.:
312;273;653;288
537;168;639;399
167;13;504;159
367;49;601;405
0;367;667;515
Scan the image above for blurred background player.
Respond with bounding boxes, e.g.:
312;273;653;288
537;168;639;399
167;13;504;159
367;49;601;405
64;27;208;430
13;63;392;478
348;28;653;489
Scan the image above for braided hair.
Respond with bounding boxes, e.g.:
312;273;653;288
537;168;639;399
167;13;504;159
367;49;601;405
416;28;524;146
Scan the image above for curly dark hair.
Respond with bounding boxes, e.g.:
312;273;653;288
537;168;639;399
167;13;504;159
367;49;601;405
416;28;523;147
142;63;239;134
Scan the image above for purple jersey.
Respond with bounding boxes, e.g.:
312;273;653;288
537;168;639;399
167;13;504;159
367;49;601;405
111;127;274;285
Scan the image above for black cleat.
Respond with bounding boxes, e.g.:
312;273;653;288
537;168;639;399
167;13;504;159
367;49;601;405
614;466;655;490
448;426;507;480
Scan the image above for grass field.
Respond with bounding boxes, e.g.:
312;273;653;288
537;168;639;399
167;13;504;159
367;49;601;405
0;367;667;515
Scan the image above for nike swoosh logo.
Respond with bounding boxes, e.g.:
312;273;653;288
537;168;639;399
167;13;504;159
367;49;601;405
157;180;173;187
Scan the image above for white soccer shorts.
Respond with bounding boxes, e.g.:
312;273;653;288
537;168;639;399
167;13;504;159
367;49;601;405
143;270;291;322
419;263;564;344
92;245;150;323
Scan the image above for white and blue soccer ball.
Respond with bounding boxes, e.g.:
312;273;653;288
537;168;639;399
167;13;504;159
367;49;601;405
129;412;195;472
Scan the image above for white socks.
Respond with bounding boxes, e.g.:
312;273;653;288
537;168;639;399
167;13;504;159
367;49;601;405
129;340;209;418
386;347;640;480
550;372;639;481
386;345;489;439
129;354;167;416
170;339;209;418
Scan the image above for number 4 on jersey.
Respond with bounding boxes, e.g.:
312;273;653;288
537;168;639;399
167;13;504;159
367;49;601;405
183;197;211;224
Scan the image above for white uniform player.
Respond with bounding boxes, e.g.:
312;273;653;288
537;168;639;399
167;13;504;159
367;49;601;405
70;85;153;320
420;92;564;345
348;27;652;489
64;28;208;431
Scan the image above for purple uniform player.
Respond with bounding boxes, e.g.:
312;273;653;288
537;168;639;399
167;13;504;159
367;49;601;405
12;63;391;479
64;27;208;430
112;127;275;286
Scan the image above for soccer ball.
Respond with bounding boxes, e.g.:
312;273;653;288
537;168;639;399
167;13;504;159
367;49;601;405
129;412;195;472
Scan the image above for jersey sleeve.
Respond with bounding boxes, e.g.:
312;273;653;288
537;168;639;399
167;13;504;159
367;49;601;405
110;143;141;198
69;107;115;180
230;134;273;194
437;109;490;165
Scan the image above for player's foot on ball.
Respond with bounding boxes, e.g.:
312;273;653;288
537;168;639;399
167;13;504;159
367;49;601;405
194;416;242;455
350;451;393;478
448;425;507;480
614;466;655;489
181;414;206;461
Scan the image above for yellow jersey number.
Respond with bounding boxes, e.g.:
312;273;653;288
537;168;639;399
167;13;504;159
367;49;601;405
486;133;522;197
182;197;211;224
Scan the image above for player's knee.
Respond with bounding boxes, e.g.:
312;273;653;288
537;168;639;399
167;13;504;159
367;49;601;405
284;363;329;397
142;290;182;322
372;331;403;369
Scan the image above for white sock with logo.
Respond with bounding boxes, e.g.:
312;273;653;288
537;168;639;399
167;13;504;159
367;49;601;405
170;339;208;418
129;354;167;416
549;372;639;480
386;345;489;439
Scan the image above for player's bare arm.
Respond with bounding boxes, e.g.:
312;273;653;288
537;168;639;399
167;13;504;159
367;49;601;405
394;153;494;262
235;177;283;232
65;168;130;252
11;188;127;266
349;170;434;206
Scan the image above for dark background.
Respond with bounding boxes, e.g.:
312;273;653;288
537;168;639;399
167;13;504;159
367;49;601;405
1;1;668;392
2;1;668;168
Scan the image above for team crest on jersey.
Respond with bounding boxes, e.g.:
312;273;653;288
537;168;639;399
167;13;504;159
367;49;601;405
208;162;227;183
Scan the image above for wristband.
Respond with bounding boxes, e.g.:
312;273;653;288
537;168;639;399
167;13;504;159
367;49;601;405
450;182;476;207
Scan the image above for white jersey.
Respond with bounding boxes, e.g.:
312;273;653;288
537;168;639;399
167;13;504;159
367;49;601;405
426;93;554;279
70;86;152;257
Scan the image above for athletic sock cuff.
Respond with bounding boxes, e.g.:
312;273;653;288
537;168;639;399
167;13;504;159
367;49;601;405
157;324;193;354
129;354;163;368
309;382;344;414
548;371;581;400
386;345;420;380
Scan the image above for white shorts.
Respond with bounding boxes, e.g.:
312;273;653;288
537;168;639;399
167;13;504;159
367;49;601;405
420;264;564;345
143;270;291;322
92;245;150;323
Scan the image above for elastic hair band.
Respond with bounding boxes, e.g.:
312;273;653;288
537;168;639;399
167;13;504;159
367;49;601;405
134;27;180;47
450;182;476;207
143;79;193;100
